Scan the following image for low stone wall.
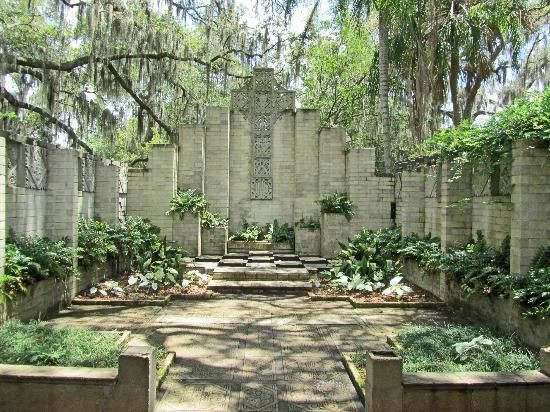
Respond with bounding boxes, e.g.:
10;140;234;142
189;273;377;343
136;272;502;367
201;227;227;255
0;345;156;412
295;228;320;256
364;348;550;412
0;263;110;324
227;240;273;252
401;258;550;349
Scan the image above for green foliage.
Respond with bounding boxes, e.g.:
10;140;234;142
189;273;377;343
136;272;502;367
295;217;321;231
107;216;162;271
167;189;209;220
512;268;550;319
423;89;549;171
0;320;122;368
439;232;510;295
398;234;442;273
322;227;408;296
393;324;539;373
200;211;229;229
77;218;117;267
6;233;78;282
271;220;295;244
229;221;271;242
530;245;550;271
1;244;31;302
317;192;355;221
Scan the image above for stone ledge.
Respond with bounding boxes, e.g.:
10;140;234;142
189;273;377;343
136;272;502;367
0;364;117;384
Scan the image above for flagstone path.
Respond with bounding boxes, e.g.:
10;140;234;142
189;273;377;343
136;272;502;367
49;294;450;411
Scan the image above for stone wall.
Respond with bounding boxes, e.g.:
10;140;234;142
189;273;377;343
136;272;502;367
0;136;5;277
0;345;156;412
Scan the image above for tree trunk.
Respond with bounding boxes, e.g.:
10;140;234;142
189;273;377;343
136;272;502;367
379;10;392;173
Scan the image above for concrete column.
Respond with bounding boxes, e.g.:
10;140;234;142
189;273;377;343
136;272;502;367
510;139;550;274
113;346;156;412
294;109;320;221
440;160;472;249
319;128;346;195
365;350;403;412
0;136;6;277
46;148;79;245
400;169;425;237
540;347;550;374
321;213;350;258
94;161;121;224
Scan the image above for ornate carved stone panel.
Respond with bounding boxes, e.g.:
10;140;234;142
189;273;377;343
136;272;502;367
25;145;48;190
7;140;20;187
80;156;96;192
231;68;295;200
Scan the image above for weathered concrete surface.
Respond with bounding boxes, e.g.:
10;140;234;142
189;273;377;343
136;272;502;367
47;295;451;411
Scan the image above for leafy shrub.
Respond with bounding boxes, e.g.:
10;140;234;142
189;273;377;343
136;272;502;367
398;234;442;273
530;245;550;271
317;192;355;221
166;189;208;220
271;220;295;244
78;218;117;267
6;233;78;281
229;221;274;242
107;216;161;271
439;232;509;295
512;268;550;319
0;320;122;368
295;217;321;231
200;210;229;229
393;324;539;373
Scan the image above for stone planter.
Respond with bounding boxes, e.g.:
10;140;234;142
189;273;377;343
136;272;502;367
227;240;273;253
201;227;227;255
321;213;351;258
295;228;321;256
273;241;294;253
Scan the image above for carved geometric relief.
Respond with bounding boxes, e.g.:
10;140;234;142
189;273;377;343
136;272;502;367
254;158;272;177
251;177;273;200
254;136;272;157
25;145;48;190
7;141;20;187
80;156;96;192
230;67;295;200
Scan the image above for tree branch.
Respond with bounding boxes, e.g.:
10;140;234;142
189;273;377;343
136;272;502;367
0;86;92;153
106;62;174;138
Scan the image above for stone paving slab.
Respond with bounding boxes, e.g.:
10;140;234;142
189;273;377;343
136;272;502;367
42;293;452;411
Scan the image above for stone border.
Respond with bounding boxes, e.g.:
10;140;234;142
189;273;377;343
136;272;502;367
71;296;170;306
307;292;443;308
341;352;365;405
156;351;176;390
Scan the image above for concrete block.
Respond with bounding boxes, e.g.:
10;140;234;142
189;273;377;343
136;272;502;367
365;350;403;412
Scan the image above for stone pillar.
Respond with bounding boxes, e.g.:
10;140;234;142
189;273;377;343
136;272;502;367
440;160;472;249
94;161;121;224
295;227;321;256
510;139;550;274
204;107;230;217
113;346;156;412
365;350;403;412
400;169;425;237
0;136;6;277
319;128;346;195
540;347;550;374
46;148;79;245
321;213;350;258
294;109;321;220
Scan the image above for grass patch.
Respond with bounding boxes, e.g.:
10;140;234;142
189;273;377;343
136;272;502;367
351;324;539;375
0;320;123;368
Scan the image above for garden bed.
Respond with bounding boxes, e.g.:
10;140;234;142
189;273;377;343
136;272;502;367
72;272;216;306
310;279;442;308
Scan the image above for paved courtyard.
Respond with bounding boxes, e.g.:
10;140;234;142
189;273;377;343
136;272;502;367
49;294;449;411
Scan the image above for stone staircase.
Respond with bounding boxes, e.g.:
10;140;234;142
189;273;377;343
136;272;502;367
194;251;330;294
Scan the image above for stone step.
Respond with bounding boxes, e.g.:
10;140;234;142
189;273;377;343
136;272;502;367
194;255;222;263
218;259;247;267
274;254;300;261
249;251;273;257
300;256;329;265
212;267;310;281
248;256;274;264
275;261;304;269
208;280;312;293
222;253;248;260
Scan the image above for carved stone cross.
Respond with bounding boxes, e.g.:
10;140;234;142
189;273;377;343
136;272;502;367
231;68;295;200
